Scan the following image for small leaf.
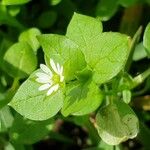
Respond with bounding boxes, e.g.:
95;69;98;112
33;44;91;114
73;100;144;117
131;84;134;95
119;0;139;7
133;42;147;61
19;28;41;53
143;23;150;56
3;42;37;79
37;11;57;29
8;6;20;16
2;0;30;5
0;106;14;132
0;5;23;29
96;101;139;145
9;114;53;144
38;34;86;81
96;0;118;21
9;71;64;120
61;79;103;116
122;89;131;104
49;0;62;5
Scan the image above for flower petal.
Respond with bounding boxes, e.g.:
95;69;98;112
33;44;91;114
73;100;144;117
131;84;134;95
38;83;52;91
57;63;61;74
36;77;53;84
46;84;59;96
60;75;64;82
60;66;63;74
36;72;52;82
50;59;59;74
40;64;52;77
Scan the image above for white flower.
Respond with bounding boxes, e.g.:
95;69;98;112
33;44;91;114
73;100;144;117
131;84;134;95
35;59;64;96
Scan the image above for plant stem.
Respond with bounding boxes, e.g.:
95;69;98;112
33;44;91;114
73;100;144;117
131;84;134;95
132;68;150;88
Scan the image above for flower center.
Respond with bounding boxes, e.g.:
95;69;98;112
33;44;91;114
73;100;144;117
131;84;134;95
52;74;60;84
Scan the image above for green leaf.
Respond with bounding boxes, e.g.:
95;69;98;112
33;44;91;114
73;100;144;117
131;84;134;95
122;89;131;104
8;6;21;16
49;0;62;5
38;34;86;81
96;101;139;145
119;0;139;7
9;114;53;144
143;23;150;56
19;28;41;53
0;5;23;29
88;33;130;84
133;42;147;61
61;79;103;116
37;11;57;29
2;0;30;5
66;13;130;84
0;38;13;68
3;42;37;79
66;12;103;49
0;106;14;132
4;142;15;150
96;0;118;21
9;71;64;121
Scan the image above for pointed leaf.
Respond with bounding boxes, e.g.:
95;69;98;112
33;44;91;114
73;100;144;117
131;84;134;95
62;80;103;116
9;71;64;120
38;34;86;81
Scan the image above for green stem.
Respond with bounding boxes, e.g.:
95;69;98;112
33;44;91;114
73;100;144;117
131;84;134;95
104;84;111;105
132;68;150;88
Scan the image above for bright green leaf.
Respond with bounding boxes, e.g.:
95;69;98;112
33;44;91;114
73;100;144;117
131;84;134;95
133;42;147;61
66;12;103;49
9;114;53;144
2;0;30;5
61;79;103;116
143;23;150;56
19;28;41;53
9;71;64;121
88;33;130;84
96;101;139;145
38;34;86;81
3;42;37;79
66;13;130;84
122;89;131;104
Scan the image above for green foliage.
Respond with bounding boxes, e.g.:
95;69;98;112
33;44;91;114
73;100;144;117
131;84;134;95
1;0;30;5
9;71;64;120
0;0;150;149
96;101;139;145
37;11;57;29
96;0;118;21
62;79;103;116
38;34;86;81
2;42;37;79
143;23;150;56
19;28;41;53
9;114;53;144
0;106;14;132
